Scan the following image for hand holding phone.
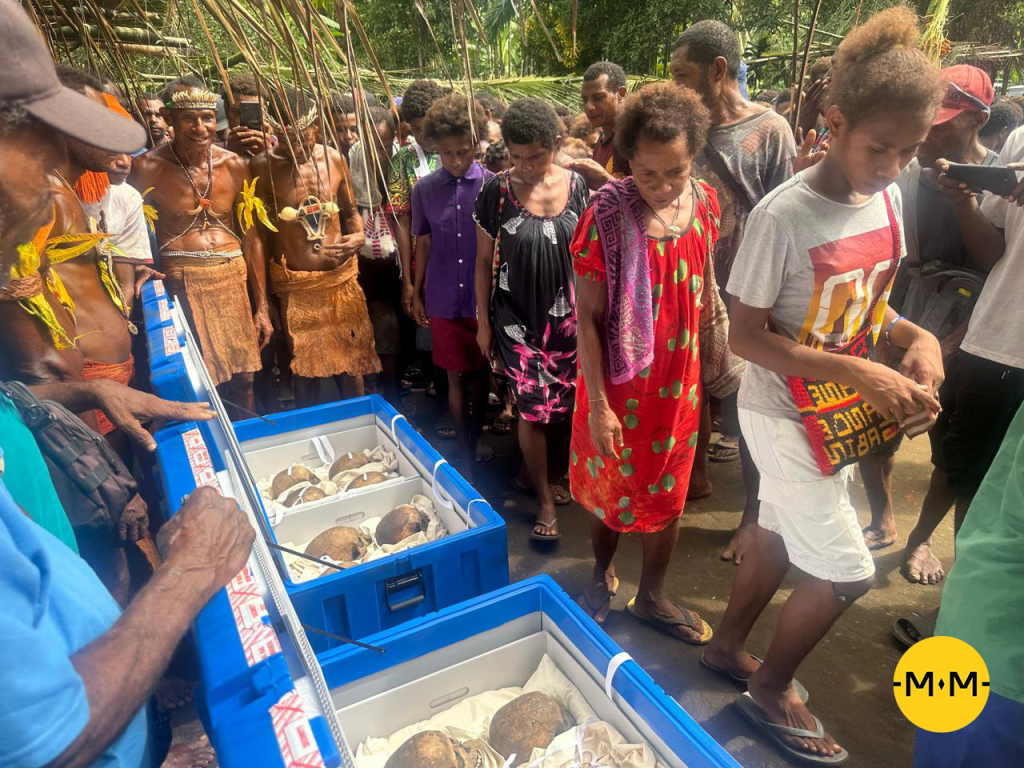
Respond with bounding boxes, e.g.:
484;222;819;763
239;101;263;131
942;162;1020;197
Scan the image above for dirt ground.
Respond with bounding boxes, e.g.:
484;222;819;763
172;394;952;768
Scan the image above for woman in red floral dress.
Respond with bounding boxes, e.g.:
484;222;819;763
571;83;720;645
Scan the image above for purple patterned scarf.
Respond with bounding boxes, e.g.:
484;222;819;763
592;177;654;385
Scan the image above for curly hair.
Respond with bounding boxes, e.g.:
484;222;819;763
225;72;260;101
501;98;561;149
807;56;833;84
672;21;741;80
423;93;488;144
400;79;444;123
569;113;597;140
980;99;1022;139
829;6;943;127
269;86;314;126
484;139;509;166
615;82;710;160
475;90;507;120
583;61;627;91
55;64;104;95
330;93;356;116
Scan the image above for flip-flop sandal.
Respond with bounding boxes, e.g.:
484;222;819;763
708;436;740;462
475;446;495;463
699;652;809;703
891;612;937;649
626;597;714;645
577;577;620;623
436;426;457;440
531;518;561;541
734;692;848;764
491;417;515;435
510;477;571;506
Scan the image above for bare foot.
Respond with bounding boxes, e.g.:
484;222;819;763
630;595;710;644
576;574;618;624
901;541;945;584
702;643;761;680
162;736;215;768
720;523;757;564
156;677;194;712
748;673;842;759
862;522;897;551
687;476;713;500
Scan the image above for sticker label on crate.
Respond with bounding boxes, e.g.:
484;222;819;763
157;298;170;323
153;280;165;297
227;565;268;630
182;427;219;489
239;621;282;665
271;691;325;768
162;326;180;357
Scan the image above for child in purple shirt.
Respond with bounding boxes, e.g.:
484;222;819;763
411;95;494;478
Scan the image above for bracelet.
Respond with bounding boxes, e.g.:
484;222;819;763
589;396;607;404
885;314;904;344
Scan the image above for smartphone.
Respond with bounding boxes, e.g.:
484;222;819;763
944;162;1020;197
239;101;263;131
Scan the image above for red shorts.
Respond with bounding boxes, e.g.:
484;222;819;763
431;317;488;373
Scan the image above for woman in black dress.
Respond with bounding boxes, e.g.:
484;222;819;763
474;98;589;541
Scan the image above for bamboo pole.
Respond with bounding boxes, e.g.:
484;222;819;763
792;0;824;131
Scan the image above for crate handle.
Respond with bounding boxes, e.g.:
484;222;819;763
389;412;407;445
429;686;469;709
385;569;426;612
334;511;365;525
431;459;455;510
604;651;632;700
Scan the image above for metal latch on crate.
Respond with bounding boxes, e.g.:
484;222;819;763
385;569;426;612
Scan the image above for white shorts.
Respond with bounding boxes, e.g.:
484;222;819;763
739;408;875;583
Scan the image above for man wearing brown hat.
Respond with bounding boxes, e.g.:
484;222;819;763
0;2;253;766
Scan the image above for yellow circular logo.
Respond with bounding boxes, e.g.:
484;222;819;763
893;636;990;732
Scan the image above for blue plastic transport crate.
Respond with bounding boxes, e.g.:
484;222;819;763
140;280;210;404
233;396;510;651
320;575;741;768
155;417;347;768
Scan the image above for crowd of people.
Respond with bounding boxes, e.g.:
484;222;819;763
1;0;1023;764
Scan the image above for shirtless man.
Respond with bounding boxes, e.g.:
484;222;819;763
130;82;272;415
251;87;379;407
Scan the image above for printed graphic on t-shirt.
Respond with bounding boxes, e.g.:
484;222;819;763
798;225;895;349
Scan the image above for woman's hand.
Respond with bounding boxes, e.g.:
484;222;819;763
852;358;940;424
476;321;494;362
589;399;624;459
899;329;944;395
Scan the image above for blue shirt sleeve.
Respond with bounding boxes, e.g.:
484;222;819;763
411;180;430;237
0;484;89;767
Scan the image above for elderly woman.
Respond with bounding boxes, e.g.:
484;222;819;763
474;98;589;541
572;82;729;645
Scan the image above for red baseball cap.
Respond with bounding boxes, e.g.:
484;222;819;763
0;0;146;153
934;65;994;125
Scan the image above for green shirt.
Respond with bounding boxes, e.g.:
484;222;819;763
935;401;1024;705
0;394;78;553
385;143;439;218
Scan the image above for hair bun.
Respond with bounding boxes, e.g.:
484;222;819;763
834;5;921;68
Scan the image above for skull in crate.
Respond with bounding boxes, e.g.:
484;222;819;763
488;692;574;766
376;504;430;546
385;731;481;768
329;450;369;479
271;464;318;499
283;484;327;508
304;525;371;563
349;471;388;489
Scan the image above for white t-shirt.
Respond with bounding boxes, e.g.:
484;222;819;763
726;173;905;419
81;182;152;263
960;127;1024;369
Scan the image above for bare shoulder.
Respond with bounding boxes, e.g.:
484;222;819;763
131;145;169;177
249;151;270;175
